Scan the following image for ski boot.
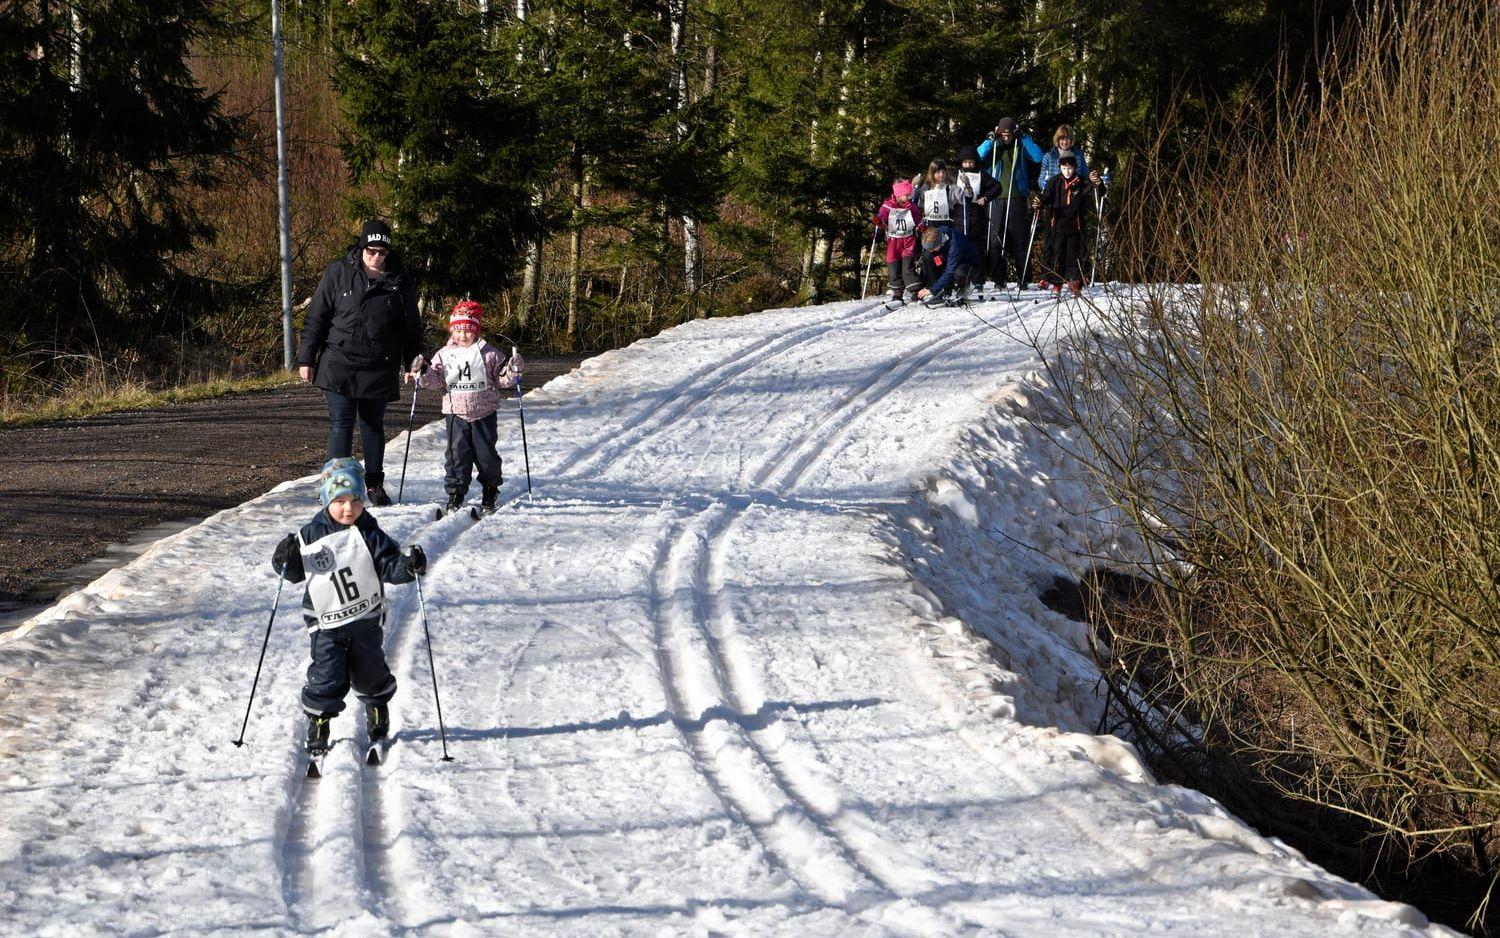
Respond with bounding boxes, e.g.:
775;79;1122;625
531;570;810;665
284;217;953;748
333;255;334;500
365;702;389;743
444;492;464;514
367;481;393;507
305;714;332;755
923;291;950;309
479;484;500;515
1068;280;1083;298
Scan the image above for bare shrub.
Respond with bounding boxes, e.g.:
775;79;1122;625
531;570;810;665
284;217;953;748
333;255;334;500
1056;4;1500;931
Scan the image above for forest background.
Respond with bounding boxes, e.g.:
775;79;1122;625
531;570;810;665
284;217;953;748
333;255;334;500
1;0;1347;410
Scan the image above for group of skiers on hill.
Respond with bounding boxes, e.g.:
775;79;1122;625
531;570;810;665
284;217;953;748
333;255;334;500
269;219;524;758
874;118;1106;307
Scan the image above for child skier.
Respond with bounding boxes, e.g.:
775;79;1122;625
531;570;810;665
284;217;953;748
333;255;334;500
952;146;1003;298
914;159;958;231
407;300;524;516
916;225;981;307
271;457;427;756
1038;153;1095;297
874;179;924;304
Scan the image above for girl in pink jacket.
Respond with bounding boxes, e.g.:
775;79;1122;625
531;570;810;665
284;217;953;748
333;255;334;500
875;179;925;303
407;301;524;515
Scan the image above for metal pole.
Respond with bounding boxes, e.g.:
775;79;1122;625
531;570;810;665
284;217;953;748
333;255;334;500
415;575;455;761
231;572;285;748
860;226;878;299
513;365;533;498
396;383;419;504
272;0;295;370
998;139;1017;287
1091;168;1110;288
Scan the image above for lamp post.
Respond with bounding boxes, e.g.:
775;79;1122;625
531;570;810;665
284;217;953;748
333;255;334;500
272;0;294;369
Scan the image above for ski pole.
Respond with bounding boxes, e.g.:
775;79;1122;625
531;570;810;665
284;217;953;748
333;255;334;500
231;570;285;748
1018;209;1041;300
860;225;878;299
1091;168;1110;288
512;347;533;497
998;138;1017;287
414;574;454;762
396;380;419;504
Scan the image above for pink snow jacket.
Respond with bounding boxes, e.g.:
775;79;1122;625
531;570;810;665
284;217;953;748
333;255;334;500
414;338;524;421
875;197;923;261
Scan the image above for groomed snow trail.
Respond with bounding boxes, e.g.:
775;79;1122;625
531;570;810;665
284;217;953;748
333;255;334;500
0;292;1446;936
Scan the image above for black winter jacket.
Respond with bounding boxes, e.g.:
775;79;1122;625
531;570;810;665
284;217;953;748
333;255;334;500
297;243;423;401
951;160;1003;237
1040;174;1095;234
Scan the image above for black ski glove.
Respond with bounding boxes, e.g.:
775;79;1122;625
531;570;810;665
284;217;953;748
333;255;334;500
406;545;427;577
273;533;305;581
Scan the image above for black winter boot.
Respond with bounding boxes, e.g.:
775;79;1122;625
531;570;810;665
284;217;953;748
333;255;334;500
480;484;499;513
444;492;464;514
305;715;332;755
365;702;389;742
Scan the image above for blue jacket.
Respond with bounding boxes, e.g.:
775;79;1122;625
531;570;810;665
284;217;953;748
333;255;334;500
928;229;982;295
976;134;1045;197
1039;147;1092;191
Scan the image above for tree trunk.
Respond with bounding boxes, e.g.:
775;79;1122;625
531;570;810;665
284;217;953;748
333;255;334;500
519;224;542;327
565;144;584;351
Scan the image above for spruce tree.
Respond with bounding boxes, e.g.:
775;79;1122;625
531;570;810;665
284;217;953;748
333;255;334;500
1;0;242;371
332;1;543;314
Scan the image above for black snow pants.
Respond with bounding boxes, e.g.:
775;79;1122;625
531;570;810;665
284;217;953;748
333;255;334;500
989;196;1033;287
1044;230;1087;286
302;617;397;717
445;412;504;500
886;256;918;298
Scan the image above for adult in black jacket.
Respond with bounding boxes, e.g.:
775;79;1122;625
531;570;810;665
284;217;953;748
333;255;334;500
296;219;423;505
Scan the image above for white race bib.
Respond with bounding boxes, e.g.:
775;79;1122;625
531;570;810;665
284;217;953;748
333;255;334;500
959;172;981;200
886;207;916;239
922;187;952;221
300;527;383;628
443;342;489;394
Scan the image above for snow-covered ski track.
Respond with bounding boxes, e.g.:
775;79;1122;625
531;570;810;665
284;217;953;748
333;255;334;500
0;294;1448;935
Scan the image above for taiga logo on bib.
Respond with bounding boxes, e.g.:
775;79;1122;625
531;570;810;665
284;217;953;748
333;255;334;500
309;546;337;575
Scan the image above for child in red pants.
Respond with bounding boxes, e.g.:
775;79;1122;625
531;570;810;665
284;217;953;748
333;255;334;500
875;179;925;303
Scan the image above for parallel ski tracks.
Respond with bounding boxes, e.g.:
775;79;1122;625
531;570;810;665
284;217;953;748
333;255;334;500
553;299;894;484
649;310;1015;926
279;299;897;928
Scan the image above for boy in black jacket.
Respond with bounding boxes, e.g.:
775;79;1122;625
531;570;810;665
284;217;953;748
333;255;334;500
1038;153;1095;297
272;457;427;754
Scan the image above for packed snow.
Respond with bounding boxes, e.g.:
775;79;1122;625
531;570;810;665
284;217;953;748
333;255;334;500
0;291;1449;935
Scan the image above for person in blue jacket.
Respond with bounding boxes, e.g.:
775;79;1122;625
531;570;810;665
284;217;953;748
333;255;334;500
916;226;982;307
1038;124;1104;191
271;457;427;755
976;117;1045;289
